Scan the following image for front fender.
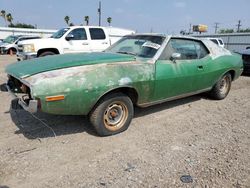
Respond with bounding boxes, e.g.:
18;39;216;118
28;62;155;115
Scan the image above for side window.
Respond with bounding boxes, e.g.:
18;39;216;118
159;38;209;60
89;28;106;40
210;39;218;45
68;28;87;40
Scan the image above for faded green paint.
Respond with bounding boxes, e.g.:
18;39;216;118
6;52;135;78
153;54;242;102
27;61;155;115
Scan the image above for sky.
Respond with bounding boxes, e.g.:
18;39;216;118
1;0;250;34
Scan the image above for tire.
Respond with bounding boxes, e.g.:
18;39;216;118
39;51;56;57
90;93;134;136
209;73;232;100
8;48;17;55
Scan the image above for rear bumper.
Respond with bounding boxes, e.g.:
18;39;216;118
6;84;38;113
17;52;37;61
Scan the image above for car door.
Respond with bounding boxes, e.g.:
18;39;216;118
153;38;213;101
89;28;110;52
63;28;90;53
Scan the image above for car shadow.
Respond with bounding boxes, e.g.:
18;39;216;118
9;94;205;140
241;73;250;77
0;83;8;92
134;94;203;118
10;99;98;139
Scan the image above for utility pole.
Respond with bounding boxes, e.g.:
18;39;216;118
188;23;192;34
236;20;241;32
98;1;101;26
214;22;219;34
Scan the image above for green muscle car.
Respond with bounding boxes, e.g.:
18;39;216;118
6;34;243;136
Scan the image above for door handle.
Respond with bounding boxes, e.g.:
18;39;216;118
102;42;108;44
197;65;203;70
82;42;89;45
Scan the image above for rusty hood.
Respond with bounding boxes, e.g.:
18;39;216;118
6;52;135;79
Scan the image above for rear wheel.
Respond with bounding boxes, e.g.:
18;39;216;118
90;93;134;136
209;73;232;100
39;51;56;57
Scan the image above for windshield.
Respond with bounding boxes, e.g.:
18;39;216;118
3;35;19;44
106;35;165;58
51;28;70;39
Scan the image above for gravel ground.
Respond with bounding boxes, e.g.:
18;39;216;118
0;55;249;188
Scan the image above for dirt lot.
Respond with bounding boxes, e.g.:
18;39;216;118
0;55;249;188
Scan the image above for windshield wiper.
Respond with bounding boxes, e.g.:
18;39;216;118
117;51;137;56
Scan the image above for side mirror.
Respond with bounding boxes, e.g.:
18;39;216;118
65;34;74;41
170;53;181;62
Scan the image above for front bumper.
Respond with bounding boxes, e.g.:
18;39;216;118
6;84;38;113
0;47;7;54
17;52;37;61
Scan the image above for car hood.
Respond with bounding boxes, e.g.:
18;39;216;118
6;52;136;79
18;38;54;45
0;42;10;47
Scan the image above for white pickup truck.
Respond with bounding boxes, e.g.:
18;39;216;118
17;26;135;61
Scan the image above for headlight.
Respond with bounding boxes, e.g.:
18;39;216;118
23;44;35;53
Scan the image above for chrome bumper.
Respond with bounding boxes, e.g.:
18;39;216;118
17;52;37;61
6;84;38;113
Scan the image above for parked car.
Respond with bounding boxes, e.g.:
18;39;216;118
6;34;243;136
238;49;250;74
207;37;225;48
17;26;135;61
0;35;41;55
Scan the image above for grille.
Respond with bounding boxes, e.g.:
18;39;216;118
18;45;23;53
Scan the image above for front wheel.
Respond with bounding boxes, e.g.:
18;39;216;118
38;51;56;57
209;73;232;100
90;93;134;136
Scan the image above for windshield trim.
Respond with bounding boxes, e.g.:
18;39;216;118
51;28;70;39
105;35;166;60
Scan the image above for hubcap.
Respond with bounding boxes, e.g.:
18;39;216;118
103;101;128;131
219;75;229;95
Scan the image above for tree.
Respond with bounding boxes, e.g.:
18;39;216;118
107;17;112;26
84;16;89;26
9;22;36;29
239;28;250;33
6;13;13;26
219;29;234;34
64;16;70;26
0;10;7;26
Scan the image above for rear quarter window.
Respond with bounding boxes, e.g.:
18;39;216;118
89;28;106;40
210;39;218;45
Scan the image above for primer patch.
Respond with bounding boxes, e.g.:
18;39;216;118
118;77;132;86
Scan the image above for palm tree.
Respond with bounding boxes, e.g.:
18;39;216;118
107;17;112;26
64;16;70;26
84;16;89;26
6;13;13;26
0;10;7;26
